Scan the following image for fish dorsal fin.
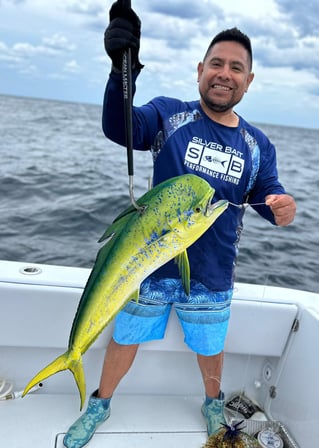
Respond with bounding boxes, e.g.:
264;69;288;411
175;250;190;296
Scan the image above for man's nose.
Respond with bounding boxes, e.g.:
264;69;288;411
217;64;231;79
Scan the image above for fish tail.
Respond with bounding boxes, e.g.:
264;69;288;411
69;356;86;410
22;350;86;410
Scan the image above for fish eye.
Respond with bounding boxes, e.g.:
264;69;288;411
195;207;201;213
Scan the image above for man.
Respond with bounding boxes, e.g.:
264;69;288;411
63;2;296;447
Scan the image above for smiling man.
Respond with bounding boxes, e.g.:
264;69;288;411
62;2;296;447
198;29;254;124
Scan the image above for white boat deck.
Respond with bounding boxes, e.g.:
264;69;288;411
1;394;207;448
2;260;319;448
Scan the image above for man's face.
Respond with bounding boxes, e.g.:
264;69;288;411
197;40;254;114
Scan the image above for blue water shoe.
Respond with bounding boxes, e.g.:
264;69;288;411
63;390;111;448
201;391;226;436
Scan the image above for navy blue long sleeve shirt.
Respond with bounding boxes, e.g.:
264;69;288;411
102;70;285;291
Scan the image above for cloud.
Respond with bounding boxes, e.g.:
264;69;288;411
149;0;223;20
0;41;18;64
254;36;319;76
276;0;319;37
64;59;80;73
0;33;76;68
42;34;76;52
133;0;225;54
1;0;319;127
1;0;25;4
141;16;200;50
65;0;103;16
236;5;319;82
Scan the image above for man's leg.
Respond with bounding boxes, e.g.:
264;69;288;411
63;339;139;448
98;338;139;397
198;351;226;436
197;351;223;398
174;283;232;437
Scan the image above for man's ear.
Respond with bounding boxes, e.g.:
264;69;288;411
197;61;204;82
245;72;255;92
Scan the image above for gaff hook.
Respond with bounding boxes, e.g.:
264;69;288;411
121;0;144;213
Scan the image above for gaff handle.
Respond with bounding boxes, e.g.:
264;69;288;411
120;0;144;211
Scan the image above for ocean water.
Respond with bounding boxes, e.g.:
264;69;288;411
0;94;318;293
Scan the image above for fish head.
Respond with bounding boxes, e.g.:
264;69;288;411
172;174;228;242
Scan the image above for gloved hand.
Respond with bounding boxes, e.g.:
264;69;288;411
104;0;144;71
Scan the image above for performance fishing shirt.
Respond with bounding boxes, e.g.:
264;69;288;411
102;71;285;292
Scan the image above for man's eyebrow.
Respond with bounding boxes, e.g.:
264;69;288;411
209;56;246;67
209;57;223;62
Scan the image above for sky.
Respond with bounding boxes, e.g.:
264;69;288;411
1;0;319;129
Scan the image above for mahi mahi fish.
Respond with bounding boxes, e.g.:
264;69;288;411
22;174;228;409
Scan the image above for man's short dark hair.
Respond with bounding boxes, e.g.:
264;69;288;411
204;27;253;70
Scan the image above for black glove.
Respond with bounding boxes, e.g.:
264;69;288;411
104;0;143;71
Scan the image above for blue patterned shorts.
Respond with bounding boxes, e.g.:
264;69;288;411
113;278;232;356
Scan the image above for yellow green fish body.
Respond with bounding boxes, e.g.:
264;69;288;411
23;174;228;409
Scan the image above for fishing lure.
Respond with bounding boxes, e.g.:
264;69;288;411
203;420;260;448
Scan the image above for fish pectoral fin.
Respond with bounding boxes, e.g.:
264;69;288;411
98;213;132;243
128;289;139;303
175;250;190;296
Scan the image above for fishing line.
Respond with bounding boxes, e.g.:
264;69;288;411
229;201;267;209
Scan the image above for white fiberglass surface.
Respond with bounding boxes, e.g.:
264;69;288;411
55;432;207;448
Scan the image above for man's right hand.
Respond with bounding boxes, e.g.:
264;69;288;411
104;0;143;71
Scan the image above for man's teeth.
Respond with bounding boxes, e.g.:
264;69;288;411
213;85;230;90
